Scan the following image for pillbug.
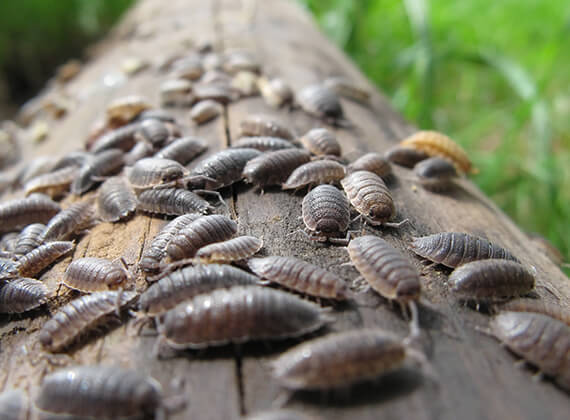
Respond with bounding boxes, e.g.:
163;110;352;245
0;389;29;420
232;136;296;152
408;232;519;268
297;84;345;124
40;201;95;242
155;136;207;165
347;153;392;179
323;76;371;105
414;157;458;192
248;256;349;300
63;257;130;292
194;235;263;263
72;148;125;195
36;366;166;419
239;114;294;140
499;299;570;326
137;187;212;216
271;328;433;390
190;100;222;124
137;119;170;147
299;128;341;157
167;215;237;260
97;176;138;222
13;223;45;255
384;146;429;168
157;286;329;350
489;312;570;390
127;157;188;189
341;170;399;226
23;166;78;198
39;290;137;352
16;241;74;278
139;264;261;316
257;77;294;108
160;78;193;107
243;149;311;188
282;160;346;190
400;130;475;174
448;260;535;302
301;185;350;244
139;214;202;274
0;194;60;234
106;95;151;125
0;277;48;313
188;148;262;190
124;140;154;166
90;123;140;154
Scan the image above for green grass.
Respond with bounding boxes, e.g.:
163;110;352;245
300;0;570;272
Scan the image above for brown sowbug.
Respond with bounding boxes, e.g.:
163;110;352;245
239;114;294;140
243;149;311;188
167;214;238;260
498;299;570;326
13;223;45;255
139;264;261;316
323;76;371;105
408;232;519;268
301;184;350;244
0;193;60;234
297;84;345;124
97;176;138;222
16;241;74;278
248;256;349;300
282;159;346;190
63;257;130;292
90;122;140;154
156;286;329;350
448;260;535;302
188;148;262;190
299;128;341;157
72;149;125;195
489;311;570;390
347;152;392;179
139;214;202;274
341;170;402;227
0;389;29;420
39;290;137;352
232;136;296;152
271;328;434;390
384;145;429;168
127;157;188;189
23;166;78;198
40;201;95;242
155;136;207;165
414;156;458;192
35;366;167;419
194;235;263;263
0;277;48;313
137;187;213;216
400;130;475;174
190;100;222;124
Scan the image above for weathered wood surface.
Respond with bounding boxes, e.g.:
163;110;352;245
0;0;568;419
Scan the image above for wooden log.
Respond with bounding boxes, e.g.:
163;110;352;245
0;0;568;419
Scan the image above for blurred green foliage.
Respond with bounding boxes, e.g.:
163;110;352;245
300;0;570;270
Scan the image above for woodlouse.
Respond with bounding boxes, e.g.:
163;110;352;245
137;187;213;216
190;100;222;124
232;72;260;97
323;76;371;105
97;176;138;222
282;160;346;190
13;223;45;255
160;78;193;107
35;366;166;419
124;140;154;166
127;157;188;189
106;95;151;125
224;51;260;74
136;109;177;124
154;136;207;165
347;152;392;179
239;114;294;140
167;214;238;260
192;84;234;104
271;328;432;390
301;185;350;244
53;150;91;171
63;257;130;292
489;311;570;390
39;290;137;352
341;170;398;226
137;119;171;147
257;77;293;108
40;201;95;242
248;256;349;300
297;84;345;123
0;277;48;313
23;166;78;198
90;122;140;154
139;214;201;273
400;130;475;174
172;55;204;80
0;194;60;234
299;128;341;157
139;264;261;316
72;148;125;195
188;148;262;190
16;241;74;278
499;299;570;326
408;232;519;268
194;235;263;263
448;260;535;302
243;149;311;188
232;136;296;152
157;286;329;350
384;146;429;168
414;157;458;192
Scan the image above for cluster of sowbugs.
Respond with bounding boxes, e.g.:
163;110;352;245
0;23;568;420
